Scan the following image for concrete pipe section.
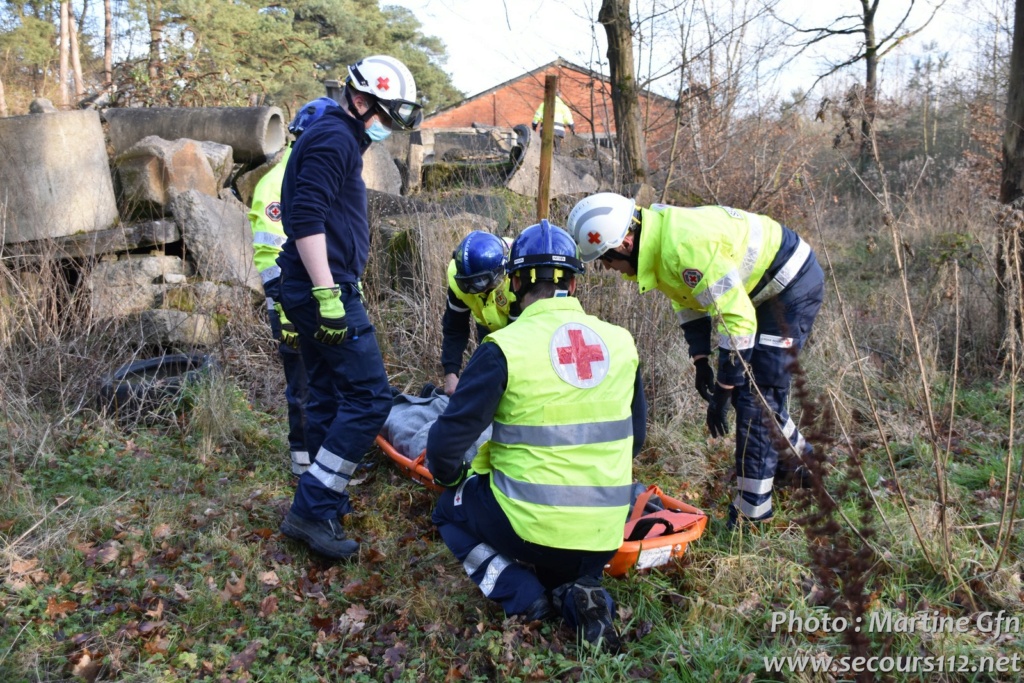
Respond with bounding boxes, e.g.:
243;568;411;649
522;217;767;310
104;106;286;163
0;110;120;244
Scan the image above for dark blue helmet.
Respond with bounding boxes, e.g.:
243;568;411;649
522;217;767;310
453;231;509;294
509;219;583;284
288;97;340;136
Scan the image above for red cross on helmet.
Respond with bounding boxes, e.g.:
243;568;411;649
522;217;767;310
346;55;423;131
566;192;637;262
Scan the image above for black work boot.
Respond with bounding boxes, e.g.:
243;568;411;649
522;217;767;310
569;578;620;652
524;594;554;622
280;511;359;560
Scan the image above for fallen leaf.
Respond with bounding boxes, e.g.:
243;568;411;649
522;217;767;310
96;541;122;566
226;641;262;673
138;620;165;635
71;582;91;595
365;547;387;563
259;595;278;618
143;636;170;655
384;642;408;667
346;604;370;621
0;519;16;533
218;572;246;601
145;600;164;620
258;571;280;589
152;523;172;540
69;650;101;683
174;583;191;601
46;596;78;620
11;558;39;574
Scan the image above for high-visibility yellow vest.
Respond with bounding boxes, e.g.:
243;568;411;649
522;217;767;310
631;205;783;352
446;260;516;332
247;145;292;285
474;296;637;551
532;96;575;136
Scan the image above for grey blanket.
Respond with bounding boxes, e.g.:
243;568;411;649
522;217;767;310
380;389;490;464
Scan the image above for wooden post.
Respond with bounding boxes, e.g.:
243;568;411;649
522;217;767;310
537;75;557;220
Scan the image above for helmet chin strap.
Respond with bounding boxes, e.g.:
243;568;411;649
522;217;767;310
345;87;377;123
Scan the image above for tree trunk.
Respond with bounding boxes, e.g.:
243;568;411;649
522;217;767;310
599;0;648;185
998;0;1024;340
104;0;113;85
0;73;7;117
69;9;86;98
148;0;164;81
858;0;879;173
59;1;70;107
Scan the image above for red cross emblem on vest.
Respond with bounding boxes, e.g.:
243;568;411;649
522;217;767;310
550;323;610;388
376;76;390;91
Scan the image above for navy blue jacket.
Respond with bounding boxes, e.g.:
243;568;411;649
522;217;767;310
277;109;371;285
426;340;648;486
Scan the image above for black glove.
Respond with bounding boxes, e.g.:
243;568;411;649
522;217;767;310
693;357;715;403
706;384;733;437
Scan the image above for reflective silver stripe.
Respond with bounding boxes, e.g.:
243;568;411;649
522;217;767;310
751;239;811;306
733;494;772;519
781;418;807;453
254;231;287;248
463;543;497;575
718;333;755;350
479;554;511;597
291;450;311;466
448;299;470;312
266;296;276;312
492;470;631;508
676;309;709;326
309;463;349;493
491;417;632;447
695;269;743;308
314;448;360;477
260;265;281;284
737;476;774;494
739;216;764;282
291;461;310;475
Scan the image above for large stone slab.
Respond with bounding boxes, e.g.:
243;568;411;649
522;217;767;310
1;220;180;259
114;137;218;217
0;110;119;244
363;143;403;195
169;190;262;294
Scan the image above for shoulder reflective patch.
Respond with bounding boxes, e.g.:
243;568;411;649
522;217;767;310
549;323;610;388
265;201;283;221
722;206;744;219
759;334;794;348
682;268;703;288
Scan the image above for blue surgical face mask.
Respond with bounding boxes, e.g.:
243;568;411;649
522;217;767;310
366;119;391;142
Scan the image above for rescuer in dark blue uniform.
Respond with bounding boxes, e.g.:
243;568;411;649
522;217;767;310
275;55;423;560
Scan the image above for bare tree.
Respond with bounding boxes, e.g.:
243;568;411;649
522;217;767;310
148;0;164;81
775;0;946;171
69;7;86;98
0;72;7;117
104;0;113;86
600;0;649;184
59;0;70;107
1001;0;1024;207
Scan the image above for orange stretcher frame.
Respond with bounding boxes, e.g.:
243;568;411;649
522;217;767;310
374;435;708;577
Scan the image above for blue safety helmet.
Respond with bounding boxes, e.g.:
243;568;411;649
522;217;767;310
453;231;509;294
288;97;340;136
508;219;584;284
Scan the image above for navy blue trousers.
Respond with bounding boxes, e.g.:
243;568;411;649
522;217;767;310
278;279;392;521
267;301;310;473
432;473;615;617
732;257;825;521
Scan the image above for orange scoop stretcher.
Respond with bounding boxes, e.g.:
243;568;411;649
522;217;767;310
374;435;708;577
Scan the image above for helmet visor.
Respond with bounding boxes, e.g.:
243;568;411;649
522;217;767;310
455;269;505;295
378;98;423;131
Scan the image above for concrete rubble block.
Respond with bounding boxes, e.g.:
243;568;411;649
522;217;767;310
126;309;222;348
1;220;181;259
504;130;599;199
0;110;119;244
90;254;188;288
115;136;220;217
363;143;403;195
163;281;258;313
91;284;164;318
200;141;235;189
234;147;286;207
169;189;262;294
29;98;58;113
104;106;286;163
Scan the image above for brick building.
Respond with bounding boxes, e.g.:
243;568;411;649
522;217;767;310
423;58;678;170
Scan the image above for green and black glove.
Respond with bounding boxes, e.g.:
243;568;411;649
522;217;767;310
311;285;348;345
273;302;299;349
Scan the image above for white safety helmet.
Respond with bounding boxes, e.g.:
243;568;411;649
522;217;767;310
566;192;636;263
346;55;423;130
